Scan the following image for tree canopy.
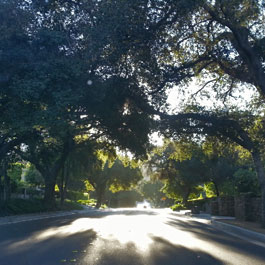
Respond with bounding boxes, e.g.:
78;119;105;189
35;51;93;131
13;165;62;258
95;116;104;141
1;0;265;223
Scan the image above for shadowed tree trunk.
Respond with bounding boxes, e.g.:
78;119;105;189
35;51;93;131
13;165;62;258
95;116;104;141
42;156;69;209
0;161;10;204
22;135;74;210
213;181;220;197
44;175;57;209
95;187;105;209
59;162;70;206
59;166;65;206
182;187;191;206
0;165;4;207
251;151;265;226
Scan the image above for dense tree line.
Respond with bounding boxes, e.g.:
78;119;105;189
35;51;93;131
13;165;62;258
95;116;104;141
0;0;152;208
148;137;260;205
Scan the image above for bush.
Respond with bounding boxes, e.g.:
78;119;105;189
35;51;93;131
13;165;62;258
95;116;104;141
77;199;97;207
0;198;84;216
77;199;107;209
57;199;84;211
1;198;47;216
66;190;88;201
170;203;187;211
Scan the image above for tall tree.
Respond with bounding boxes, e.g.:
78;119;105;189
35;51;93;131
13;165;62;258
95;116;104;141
1;0;152;207
202;137;238;196
148;141;206;204
85;159;143;208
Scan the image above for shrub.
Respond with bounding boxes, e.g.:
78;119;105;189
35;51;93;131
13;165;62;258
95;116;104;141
170;203;187;211
2;198;47;216
77;199;97;207
0;198;84;216
57;199;83;211
66;191;88;201
77;199;107;209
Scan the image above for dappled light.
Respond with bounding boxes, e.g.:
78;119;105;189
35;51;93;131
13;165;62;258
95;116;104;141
7;210;198;253
3;209;265;265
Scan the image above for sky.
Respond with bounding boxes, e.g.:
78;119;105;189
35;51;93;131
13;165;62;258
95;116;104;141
150;79;259;146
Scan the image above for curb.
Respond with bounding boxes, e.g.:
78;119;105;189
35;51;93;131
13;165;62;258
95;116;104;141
182;212;265;247
211;219;265;247
0;208;98;226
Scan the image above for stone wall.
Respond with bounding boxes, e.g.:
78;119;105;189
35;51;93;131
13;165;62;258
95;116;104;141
234;195;247;220
198;195;261;222
235;195;261;222
217;196;235;216
249;197;262;222
210;199;219;215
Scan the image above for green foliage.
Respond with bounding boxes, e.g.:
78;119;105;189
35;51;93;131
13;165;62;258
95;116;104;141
188;185;204;200
170;203;187;211
66;191;88;201
1;0;265;215
0;198;84;216
77;199;97;207
139;180;165;207
24;165;44;186
7;163;25;193
77;199;107;209
204;182;217;198
79;157;143;208
106;190;143;208
1;198;47;216
57;199;84;211
108;160;143;193
149;140;206;204
234;168;260;195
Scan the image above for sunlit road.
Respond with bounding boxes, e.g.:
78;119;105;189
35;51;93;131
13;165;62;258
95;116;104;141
1;208;265;265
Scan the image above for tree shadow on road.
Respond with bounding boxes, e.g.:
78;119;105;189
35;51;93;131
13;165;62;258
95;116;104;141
166;217;265;261
0;227;97;265
148;236;225;265
83;236;225;265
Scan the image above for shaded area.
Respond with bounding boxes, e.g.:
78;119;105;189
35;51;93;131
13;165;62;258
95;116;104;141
84;237;225;265
0;209;157;265
1;209;265;265
166;217;265;261
0;215;97;265
218;218;265;235
148;236;224;265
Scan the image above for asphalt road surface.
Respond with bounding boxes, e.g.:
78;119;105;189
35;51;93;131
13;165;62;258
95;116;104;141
1;208;265;265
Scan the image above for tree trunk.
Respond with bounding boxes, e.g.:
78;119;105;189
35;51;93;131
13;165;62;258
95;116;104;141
182;188;191;206
95;189;104;209
2;162;10;202
42;148;71;209
251;151;265;227
59;169;65;206
213;181;220;197
44;176;56;210
60;163;70;206
0;174;3;207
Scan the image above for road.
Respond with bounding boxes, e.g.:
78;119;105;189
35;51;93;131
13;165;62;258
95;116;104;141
0;208;265;265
